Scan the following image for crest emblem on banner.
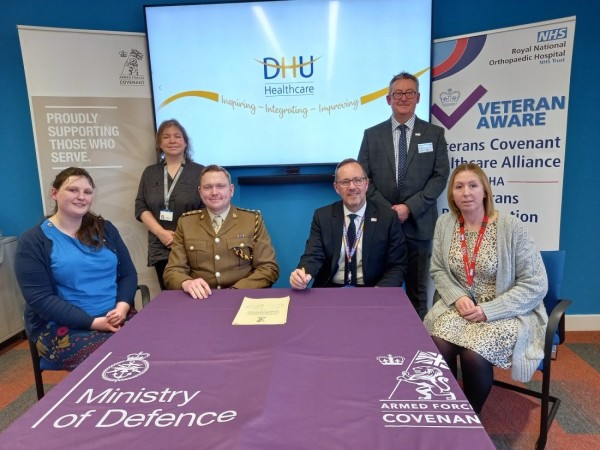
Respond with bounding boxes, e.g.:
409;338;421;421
386;350;456;401
119;48;146;85
379;349;479;428
102;352;150;382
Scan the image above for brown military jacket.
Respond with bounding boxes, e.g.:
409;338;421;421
163;205;279;290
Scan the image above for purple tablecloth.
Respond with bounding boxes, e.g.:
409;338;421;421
0;288;494;449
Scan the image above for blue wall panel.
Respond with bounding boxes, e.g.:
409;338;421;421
1;0;597;314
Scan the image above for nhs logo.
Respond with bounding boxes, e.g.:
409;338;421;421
537;27;567;42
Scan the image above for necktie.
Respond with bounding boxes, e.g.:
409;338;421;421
397;124;408;190
345;214;358;286
212;215;223;233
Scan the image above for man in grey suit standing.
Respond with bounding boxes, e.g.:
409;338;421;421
358;72;449;319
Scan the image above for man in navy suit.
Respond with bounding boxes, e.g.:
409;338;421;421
358;72;449;318
290;159;407;289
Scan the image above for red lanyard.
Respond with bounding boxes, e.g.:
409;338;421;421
458;215;488;287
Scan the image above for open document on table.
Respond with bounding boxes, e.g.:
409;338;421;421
232;296;290;325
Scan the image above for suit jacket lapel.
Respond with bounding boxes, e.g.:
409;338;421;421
361;202;377;269
330;202;345;274
198;211;216;237
381;119;396;169
217;206;236;236
407;117;426;167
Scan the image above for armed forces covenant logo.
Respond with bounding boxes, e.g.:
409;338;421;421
388;350;455;401
119;48;145;86
378;350;481;428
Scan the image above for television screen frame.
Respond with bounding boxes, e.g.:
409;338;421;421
144;0;433;168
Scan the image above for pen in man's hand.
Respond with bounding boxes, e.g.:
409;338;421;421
301;267;309;289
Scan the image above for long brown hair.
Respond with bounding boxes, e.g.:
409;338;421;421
447;163;495;218
155;119;192;162
51;167;105;249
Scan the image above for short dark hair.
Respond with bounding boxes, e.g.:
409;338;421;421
335;158;367;181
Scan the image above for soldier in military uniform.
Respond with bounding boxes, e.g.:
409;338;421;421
163;165;279;298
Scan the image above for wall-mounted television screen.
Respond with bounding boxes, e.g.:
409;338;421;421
145;0;433;167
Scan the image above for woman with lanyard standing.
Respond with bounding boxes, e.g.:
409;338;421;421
135;119;204;290
423;163;548;415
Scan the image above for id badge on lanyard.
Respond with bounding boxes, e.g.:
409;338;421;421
159;209;174;221
161;163;184;222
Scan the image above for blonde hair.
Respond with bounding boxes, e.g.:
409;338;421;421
447;163;495;217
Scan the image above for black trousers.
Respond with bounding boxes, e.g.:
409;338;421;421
153;259;168;291
404;237;432;320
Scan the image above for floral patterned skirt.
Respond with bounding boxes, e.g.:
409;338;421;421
429;309;518;369
36;309;137;371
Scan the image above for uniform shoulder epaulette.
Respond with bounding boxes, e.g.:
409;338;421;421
182;209;205;217
236;207;261;215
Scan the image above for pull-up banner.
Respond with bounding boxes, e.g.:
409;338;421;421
431;17;575;249
18;26;158;292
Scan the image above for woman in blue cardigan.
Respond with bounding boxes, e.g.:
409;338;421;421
15;167;138;371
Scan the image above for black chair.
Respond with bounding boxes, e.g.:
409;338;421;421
492;250;571;450
25;284;150;400
137;284;151;308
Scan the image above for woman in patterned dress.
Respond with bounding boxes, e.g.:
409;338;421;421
424;163;548;414
15;167;138;370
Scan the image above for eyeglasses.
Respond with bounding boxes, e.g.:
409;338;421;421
391;90;418;100
335;177;367;188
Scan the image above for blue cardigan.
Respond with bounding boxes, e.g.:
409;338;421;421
15;219;138;341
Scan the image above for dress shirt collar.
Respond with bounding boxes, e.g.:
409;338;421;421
208;206;231;224
343;202;367;220
391;114;416;132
